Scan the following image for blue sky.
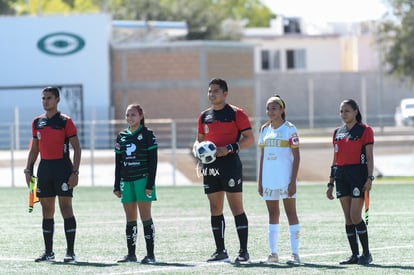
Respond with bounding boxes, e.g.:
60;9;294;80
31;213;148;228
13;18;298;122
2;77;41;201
261;0;389;23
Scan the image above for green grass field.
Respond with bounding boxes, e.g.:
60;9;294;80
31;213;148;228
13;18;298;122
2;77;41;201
1;182;413;274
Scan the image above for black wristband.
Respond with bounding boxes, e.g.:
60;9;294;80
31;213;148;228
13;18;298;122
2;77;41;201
229;143;240;153
327;182;334;188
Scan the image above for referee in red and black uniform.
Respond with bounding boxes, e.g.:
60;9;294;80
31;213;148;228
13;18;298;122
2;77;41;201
195;78;255;263
326;99;374;265
25;86;81;263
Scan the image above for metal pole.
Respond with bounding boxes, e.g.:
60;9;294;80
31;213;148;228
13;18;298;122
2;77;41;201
15;107;20;150
308;78;314;128
10;124;15;187
171;120;177;186
90;121;95;186
361;77;367;123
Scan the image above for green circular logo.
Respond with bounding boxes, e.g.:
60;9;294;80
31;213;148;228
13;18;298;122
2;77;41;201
37;32;85;56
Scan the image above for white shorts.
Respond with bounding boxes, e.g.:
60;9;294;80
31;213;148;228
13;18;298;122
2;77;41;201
262;185;297;201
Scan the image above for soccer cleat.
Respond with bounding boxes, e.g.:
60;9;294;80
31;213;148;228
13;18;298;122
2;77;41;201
286;253;301;265
234;249;250;263
63;252;77;263
141;255;156;264
339;254;359;265
207;249;230;262
34;252;55;262
261;253;279;264
358;253;372;265
117;255;137;263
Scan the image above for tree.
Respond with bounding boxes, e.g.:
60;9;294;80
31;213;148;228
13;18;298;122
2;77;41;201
378;0;414;82
2;0;99;15
0;0;15;15
101;0;275;40
1;0;275;40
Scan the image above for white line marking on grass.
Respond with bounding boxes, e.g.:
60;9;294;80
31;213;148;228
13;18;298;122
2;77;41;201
298;244;414;258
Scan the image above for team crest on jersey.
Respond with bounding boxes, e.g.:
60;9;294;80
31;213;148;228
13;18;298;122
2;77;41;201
204;125;209;134
37;131;42;140
137;134;143;140
353;187;360;197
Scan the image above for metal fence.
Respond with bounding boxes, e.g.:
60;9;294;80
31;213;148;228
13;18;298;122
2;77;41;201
0;114;400;187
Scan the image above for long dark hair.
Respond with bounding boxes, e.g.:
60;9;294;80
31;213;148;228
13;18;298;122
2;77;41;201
127;104;145;126
342;99;362;123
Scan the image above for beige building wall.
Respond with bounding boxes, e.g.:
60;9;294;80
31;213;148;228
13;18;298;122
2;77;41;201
111;42;255;120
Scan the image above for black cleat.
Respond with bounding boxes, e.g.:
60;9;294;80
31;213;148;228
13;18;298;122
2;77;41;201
141;255;156;264
358;253;373;265
63;251;77;263
207;249;230;262
340;255;359;265
234;249;250;263
117;254;137;263
35;252;55;262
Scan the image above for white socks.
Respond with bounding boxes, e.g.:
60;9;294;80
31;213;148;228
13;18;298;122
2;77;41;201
268;223;279;254
289;224;300;254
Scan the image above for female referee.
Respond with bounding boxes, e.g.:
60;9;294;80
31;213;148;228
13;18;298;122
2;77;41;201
326;99;373;265
113;104;158;264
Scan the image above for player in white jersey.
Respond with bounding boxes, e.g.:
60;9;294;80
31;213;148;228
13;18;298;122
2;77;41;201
258;95;301;265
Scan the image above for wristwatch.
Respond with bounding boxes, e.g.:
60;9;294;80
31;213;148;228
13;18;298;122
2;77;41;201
367;175;375;181
72;170;79;176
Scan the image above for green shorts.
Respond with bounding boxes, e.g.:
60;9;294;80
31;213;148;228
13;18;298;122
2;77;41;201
120;178;157;203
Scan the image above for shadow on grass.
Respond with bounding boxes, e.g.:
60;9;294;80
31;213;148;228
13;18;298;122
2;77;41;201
232;261;346;270
367;264;414;271
52;261;196;268
52;261;117;267
144;261;196;267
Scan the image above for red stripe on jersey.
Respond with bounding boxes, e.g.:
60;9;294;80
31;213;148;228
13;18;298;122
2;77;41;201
333;123;374;166
32;112;77;160
198;104;251;146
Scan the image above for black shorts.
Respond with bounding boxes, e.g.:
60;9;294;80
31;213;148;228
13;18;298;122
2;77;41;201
202;154;243;194
36;159;74;198
334;164;367;199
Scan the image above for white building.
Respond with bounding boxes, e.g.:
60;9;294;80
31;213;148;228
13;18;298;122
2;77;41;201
243;17;380;73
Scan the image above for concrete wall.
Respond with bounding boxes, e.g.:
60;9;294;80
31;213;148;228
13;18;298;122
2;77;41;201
255;71;414;128
111;41;255;121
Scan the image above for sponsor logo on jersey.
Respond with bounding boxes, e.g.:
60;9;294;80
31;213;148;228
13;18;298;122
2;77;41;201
38;119;47;128
126;143;136;156
200;167;220;176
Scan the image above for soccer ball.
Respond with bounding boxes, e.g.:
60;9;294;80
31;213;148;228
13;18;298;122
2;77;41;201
196;141;217;164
